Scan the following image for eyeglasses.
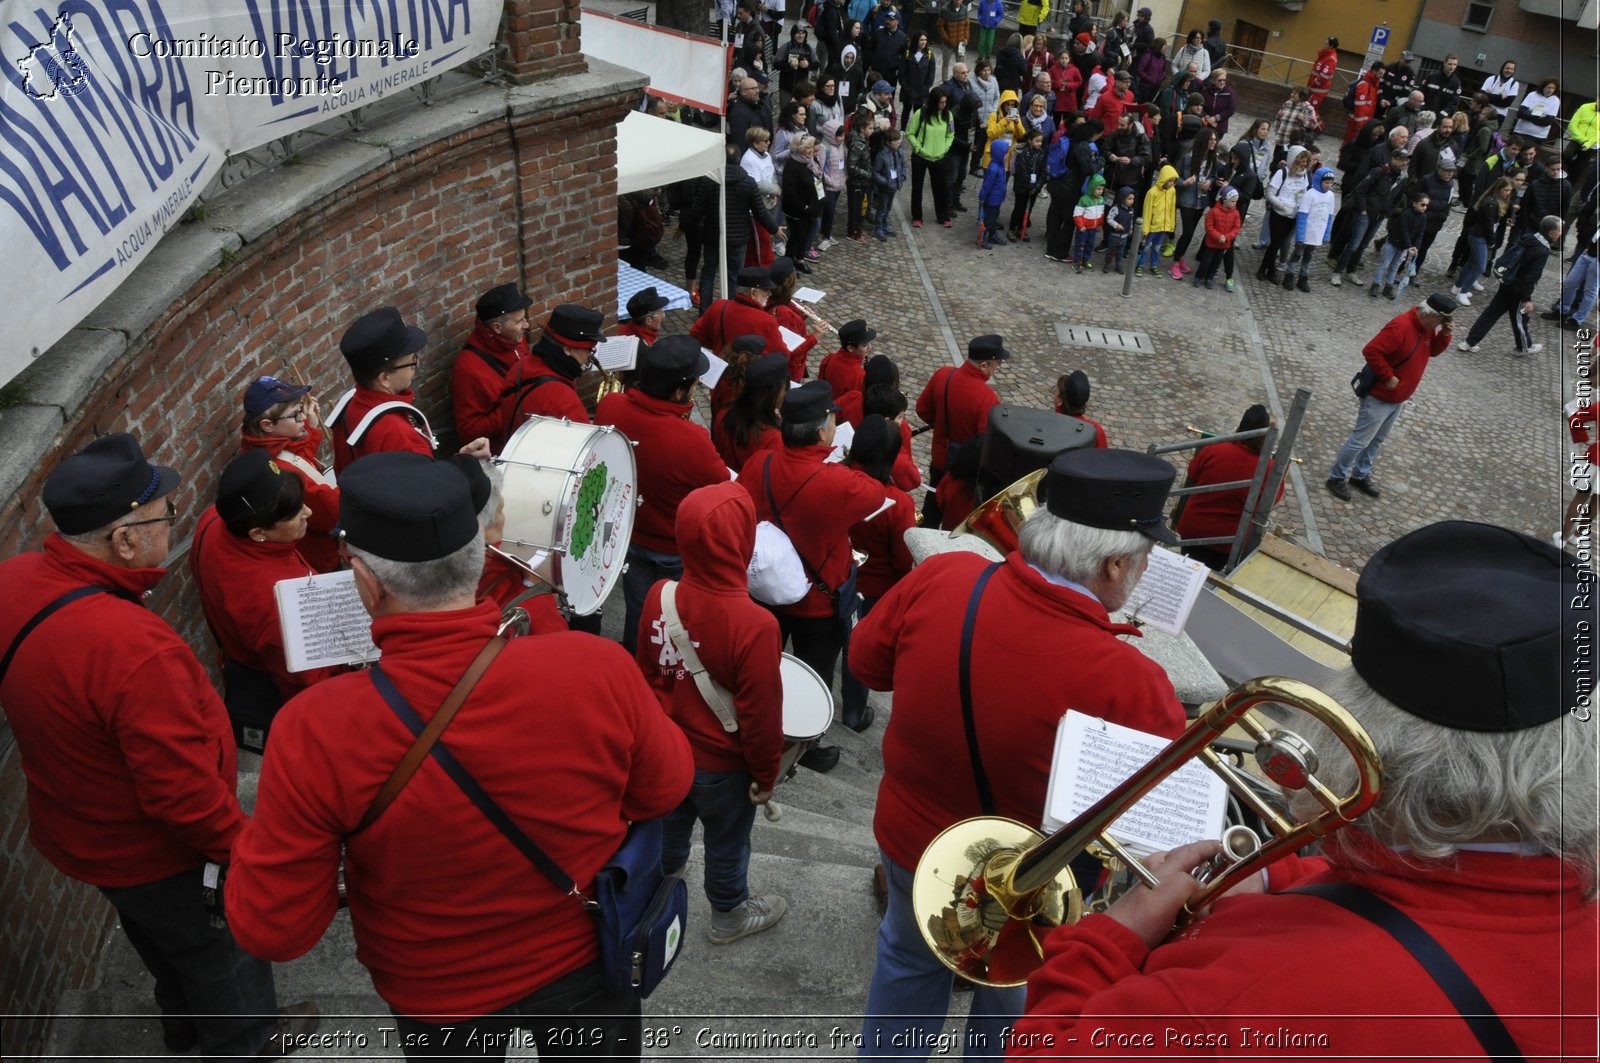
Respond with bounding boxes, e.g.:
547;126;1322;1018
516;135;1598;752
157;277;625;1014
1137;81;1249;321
387;359;420;372
273;408;309;422
108;498;178;537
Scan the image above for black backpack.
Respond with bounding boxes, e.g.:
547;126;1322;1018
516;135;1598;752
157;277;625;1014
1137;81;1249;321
1341;79;1359;114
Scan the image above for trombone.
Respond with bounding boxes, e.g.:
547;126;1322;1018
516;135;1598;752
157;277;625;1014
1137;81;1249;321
913;676;1381;987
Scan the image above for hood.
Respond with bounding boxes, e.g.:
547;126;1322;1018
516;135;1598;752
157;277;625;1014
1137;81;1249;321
1156;162;1179;188
841;44;858;65
677;481;757;594
1087;174;1106;191
1312;165;1336;189
1284;144;1307;171
998;88;1020;111
1117;185;1135;199
1206;19;1222;32
823;118;844;141
990;138;1011;165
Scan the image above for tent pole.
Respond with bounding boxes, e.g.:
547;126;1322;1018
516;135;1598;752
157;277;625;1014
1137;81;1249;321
718;14;731;303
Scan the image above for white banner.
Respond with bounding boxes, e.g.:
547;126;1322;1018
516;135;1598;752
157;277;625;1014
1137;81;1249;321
583;9;730;115
0;0;499;389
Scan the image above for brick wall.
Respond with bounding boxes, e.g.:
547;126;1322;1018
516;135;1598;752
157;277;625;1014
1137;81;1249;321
0;17;636;1053
505;0;588;82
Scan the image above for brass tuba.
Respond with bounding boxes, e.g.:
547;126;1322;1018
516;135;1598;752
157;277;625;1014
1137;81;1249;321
912;676;1382;987
950;469;1045;552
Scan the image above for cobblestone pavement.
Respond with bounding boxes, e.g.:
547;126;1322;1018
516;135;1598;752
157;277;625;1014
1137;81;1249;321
659;108;1584;572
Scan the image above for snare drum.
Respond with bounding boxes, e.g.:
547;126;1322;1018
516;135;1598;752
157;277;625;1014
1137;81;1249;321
497;416;637;616
776;653;835;779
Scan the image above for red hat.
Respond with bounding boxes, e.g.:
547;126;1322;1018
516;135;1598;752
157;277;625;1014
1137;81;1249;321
1075;32;1093;44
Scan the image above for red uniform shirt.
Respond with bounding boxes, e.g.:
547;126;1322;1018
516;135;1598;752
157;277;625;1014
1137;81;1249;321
891;419;923;492
689;295;788;358
850;551;1185;871
1363;306;1451;404
0;535;245;887
848;480;916;599
737;444;887;618
499;351;590;437
451;320;528;453
819;346;867;426
713;407;783;471
768;300;817;380
476;550;569;636
225;602;692;1021
635;483;786;790
1175;441;1284;543
1011;832;1597;1060
330;385;434;474
240;426;340;572
916;360;1001;471
189;507;343;699
596;389;731;554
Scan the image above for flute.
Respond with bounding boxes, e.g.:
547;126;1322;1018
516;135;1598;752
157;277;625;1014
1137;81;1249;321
793;299;836;336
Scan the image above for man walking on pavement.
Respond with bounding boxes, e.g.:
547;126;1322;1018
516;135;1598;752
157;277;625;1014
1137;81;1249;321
1327;293;1456;501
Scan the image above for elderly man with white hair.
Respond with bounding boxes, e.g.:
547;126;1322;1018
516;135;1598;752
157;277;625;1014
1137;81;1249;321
850;448;1188;1061
1008;519;1598;1059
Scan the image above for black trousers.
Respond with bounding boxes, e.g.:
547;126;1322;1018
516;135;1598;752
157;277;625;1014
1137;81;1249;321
911;153;951;223
1259;212;1296;275
1173;205;1204;260
393;961;640;1062
1045;182;1075;258
777;609;847;693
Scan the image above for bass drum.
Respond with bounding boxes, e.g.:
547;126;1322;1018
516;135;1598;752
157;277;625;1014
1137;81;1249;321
497;416;637;616
775;652;835;780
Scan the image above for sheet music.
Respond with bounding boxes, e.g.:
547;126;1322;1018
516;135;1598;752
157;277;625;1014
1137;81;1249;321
1042;711;1227;856
826;420;856;463
700;348;728;388
1122;546;1209;636
778;325;807;353
274;570;379;672
792;286;826;303
593;335;639;373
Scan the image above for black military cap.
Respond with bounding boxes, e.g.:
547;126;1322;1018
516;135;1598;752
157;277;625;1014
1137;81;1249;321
839;319;877;347
546;304;605;349
447;454;493;516
967;334;1012;362
1062;369;1091;408
730;334;769;357
745;352;790;390
475;283;533;321
782;379;840;423
340;453;479;562
215;450;287;527
768;257;797;285
736;265;776;290
1041;448;1177;544
1353;521;1586;732
864;354;898;390
641;335;712;383
43;433;181;535
625;286;671;321
340;307;427;374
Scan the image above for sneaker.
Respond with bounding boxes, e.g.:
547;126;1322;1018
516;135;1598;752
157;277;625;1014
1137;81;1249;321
942;219;953;227
1176;258;1191;275
1350;478;1381;499
1160;242;1176;257
990;232;1008;245
1282;272;1297;290
1204;278;1214;290
1382;284;1396;299
1564;317;1586;331
883;227;896;236
1325;478;1352;502
1082;259;1093;270
1296;274;1311;292
912;219;923;228
1457;341;1481;352
1043;253;1064;262
955;203;969;212
1325;256;1339;271
1455;291;1471;306
817;238;833;251
1135;265;1144;275
258;1001;321;1058
1369;283;1380;298
1344;273;1363;285
1224;278;1236;292
1472;280;1485;292
1541;308;1565;321
1074;262;1084;273
707;895;789;945
875;229;887;242
1330;273;1342;287
1519;342;1544;355
807;248;822;260
800;744;840;772
1170;263;1184;279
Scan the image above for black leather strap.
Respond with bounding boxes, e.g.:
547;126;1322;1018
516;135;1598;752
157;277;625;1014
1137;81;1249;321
1292;882;1524;1061
959;563;1002;816
0;587;113;687
368;663;578;895
464;342;510;377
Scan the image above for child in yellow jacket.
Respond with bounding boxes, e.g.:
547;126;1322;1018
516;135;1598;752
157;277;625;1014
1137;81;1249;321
1138;163;1179;273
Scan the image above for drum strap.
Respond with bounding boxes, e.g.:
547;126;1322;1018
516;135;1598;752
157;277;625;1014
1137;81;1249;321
659;582;739;732
1290;883;1524;1062
959;562;1003;817
347;400;437;449
271;449;334;487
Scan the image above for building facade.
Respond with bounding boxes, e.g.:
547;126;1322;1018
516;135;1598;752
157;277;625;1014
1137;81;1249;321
1411;0;1597;103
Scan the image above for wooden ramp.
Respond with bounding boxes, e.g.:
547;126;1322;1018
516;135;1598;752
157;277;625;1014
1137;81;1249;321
1217;535;1357;670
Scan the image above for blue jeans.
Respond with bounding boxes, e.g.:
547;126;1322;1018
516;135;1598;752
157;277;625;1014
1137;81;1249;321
621;544;683;655
1374;242;1417;292
860;853;1025;1060
840;595;879;728
978;201;1002;243
392;960;639;1060
1334;212;1375;274
1072;227;1098;263
874;190;898;233
99;868;278;1061
1457;235;1489;295
1561;250;1599;322
1328;395;1406;483
1104;231;1128;269
1139;231;1170;268
663;769;757;912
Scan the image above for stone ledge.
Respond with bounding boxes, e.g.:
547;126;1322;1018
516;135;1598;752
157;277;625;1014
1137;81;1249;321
0;56;645;516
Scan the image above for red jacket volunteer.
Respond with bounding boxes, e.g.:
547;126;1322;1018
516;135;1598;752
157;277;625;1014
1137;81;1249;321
851;550;1185;872
1363;303;1452;404
916;336;1007;472
636;482;785;791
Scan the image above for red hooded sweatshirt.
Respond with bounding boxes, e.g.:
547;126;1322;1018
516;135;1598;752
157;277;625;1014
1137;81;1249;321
635;482;786;790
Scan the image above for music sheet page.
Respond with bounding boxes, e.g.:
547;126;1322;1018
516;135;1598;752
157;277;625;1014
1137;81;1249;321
275;570;380;672
1042;710;1227;855
1121;546;1209;636
593;335;639;372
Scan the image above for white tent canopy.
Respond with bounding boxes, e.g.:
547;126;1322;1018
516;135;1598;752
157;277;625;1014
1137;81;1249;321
616;111;724;195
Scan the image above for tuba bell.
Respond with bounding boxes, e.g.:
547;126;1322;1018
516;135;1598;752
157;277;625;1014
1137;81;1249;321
912;676;1382;987
950;468;1046;552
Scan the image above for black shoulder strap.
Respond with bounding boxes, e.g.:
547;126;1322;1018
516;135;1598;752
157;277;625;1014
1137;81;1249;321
509;374;569;420
1291;882;1525;1062
959;562;1002;816
463;342;507;376
0;586;112;687
368;663;579;895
